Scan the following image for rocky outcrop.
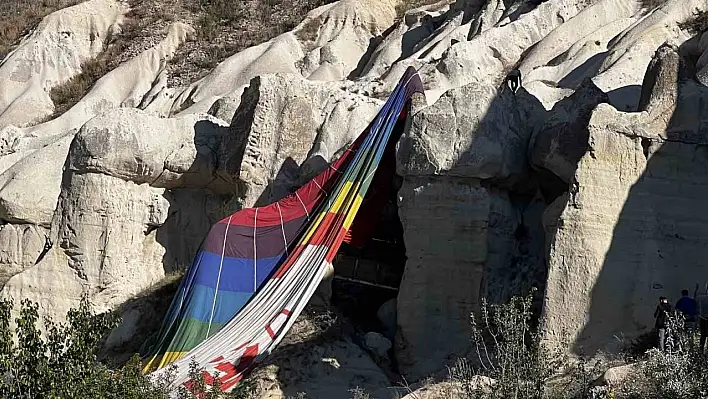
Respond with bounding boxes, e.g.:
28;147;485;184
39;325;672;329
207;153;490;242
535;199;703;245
0;109;232;320
529;80;609;183
0;134;74;225
0;0;127;129
157;0;401;118
0;224;47;286
219;74;382;207
394;79;546;379
2;0;708;391
3;21;195;154
541;42;708;354
248;308;397;399
0;72;386;339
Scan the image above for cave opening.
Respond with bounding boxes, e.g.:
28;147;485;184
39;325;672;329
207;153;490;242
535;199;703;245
329;105;410;337
330;172;405;332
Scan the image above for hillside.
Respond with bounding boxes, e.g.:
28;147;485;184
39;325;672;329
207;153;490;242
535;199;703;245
1;0;708;397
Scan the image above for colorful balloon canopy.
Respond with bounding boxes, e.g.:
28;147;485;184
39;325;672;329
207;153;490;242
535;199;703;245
141;66;424;392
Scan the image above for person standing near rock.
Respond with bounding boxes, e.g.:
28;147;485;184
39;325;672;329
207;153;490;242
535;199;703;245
675;289;698;330
654;296;672;352
696;284;708;351
504;69;522;95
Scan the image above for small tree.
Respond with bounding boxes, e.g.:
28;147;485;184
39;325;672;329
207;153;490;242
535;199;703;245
468;288;566;399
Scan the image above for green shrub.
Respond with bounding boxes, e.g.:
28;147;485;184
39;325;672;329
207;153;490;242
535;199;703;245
0;296;255;399
467;288;567;399
632;311;708;399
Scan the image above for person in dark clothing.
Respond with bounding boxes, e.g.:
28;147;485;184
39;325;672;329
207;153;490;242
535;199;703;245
505;69;522;95
654;296;672;352
696;284;708;351
675;289;698;330
34;234;52;265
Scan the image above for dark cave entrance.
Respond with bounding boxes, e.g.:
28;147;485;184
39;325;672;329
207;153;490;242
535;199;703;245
330;172;406;333
329;105;410;336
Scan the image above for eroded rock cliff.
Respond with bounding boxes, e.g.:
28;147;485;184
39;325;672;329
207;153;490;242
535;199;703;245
1;0;708;394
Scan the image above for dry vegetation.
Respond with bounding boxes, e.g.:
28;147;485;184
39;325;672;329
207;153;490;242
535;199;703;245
167;0;334;84
640;0;669;11
46;0;181;119
394;0;448;18
0;0;83;60
29;0;335;120
679;8;708;35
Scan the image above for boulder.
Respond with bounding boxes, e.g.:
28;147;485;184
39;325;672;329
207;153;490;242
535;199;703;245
377;298;397;341
363;331;392;358
70;108;230;190
399;376;496;399
597;363;642;387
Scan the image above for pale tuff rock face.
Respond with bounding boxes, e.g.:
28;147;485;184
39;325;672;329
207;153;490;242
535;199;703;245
0;0;128;130
0;0;707;390
542;42;708;355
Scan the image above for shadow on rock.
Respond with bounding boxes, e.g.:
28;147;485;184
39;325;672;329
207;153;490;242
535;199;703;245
570;39;708;355
393;69;556;380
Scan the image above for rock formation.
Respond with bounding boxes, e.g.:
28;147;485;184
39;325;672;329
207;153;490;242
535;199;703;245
542;37;708;355
0;0;127;129
1;0;708;394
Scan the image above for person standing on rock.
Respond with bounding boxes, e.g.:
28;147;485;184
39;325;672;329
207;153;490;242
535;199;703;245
654;296;672;352
696;284;708;351
504;69;522;95
675;289;698;330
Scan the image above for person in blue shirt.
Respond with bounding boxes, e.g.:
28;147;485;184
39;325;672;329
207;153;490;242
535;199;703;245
675;289;698;330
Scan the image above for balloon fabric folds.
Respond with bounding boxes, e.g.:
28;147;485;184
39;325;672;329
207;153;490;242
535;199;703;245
141;66;424;392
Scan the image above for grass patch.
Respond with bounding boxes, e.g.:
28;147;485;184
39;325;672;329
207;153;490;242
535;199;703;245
679;8;708;35
394;0;445;18
185;0;334;71
0;0;83;60
640;0;669;11
45;1;177;119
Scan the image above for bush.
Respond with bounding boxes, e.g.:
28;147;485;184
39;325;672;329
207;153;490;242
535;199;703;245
632;311;708;399
394;0;445;18
466;288;568;399
0;296;255;399
679;9;708;36
7;290;708;399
